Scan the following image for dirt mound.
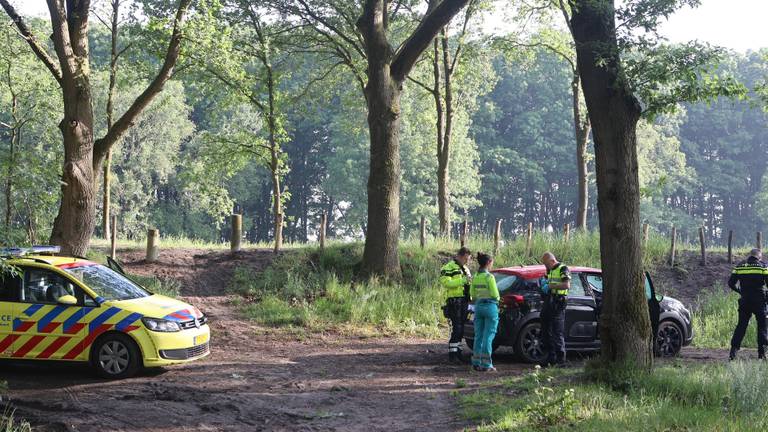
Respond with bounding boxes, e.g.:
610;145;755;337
117;248;276;296
651;250;734;307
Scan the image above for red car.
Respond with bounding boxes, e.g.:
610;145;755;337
463;265;693;363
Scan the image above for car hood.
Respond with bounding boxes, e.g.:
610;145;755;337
108;295;203;321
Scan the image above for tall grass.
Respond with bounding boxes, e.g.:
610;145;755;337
693;286;758;350
230;231;674;335
0;407;31;432
462;362;768;431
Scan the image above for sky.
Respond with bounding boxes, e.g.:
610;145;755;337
13;0;768;53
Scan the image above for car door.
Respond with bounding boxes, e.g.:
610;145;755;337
565;272;598;343
13;266;94;360
0;269;22;357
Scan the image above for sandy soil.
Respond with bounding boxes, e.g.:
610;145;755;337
0;248;735;432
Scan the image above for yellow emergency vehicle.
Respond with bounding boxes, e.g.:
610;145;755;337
0;247;210;378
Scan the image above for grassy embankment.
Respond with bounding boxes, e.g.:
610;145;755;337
229;231;674;336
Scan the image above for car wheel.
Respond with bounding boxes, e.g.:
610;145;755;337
656;320;683;357
515;322;546;364
93;333;141;379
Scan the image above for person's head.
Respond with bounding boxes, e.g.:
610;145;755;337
749;248;763;261
476;252;493;269
456;247;471;265
541;252;557;270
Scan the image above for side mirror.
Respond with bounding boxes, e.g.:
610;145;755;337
57;295;77;306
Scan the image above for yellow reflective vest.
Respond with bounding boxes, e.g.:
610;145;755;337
440;260;469;299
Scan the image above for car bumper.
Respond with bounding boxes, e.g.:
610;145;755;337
139;324;211;367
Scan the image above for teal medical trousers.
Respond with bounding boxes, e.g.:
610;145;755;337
472;300;499;369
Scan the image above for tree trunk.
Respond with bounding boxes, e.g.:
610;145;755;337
4;94;18;233
432;37;450;236
572;76;591;230
361;68;403;276
102;0;121;240
571;0;651;370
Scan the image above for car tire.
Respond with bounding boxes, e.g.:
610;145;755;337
656;320;684;357
515;321;546;364
92;333;141;379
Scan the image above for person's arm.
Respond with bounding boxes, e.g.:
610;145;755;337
728;271;740;293
488;274;500;302
439;267;466;289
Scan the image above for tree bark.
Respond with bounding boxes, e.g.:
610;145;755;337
572;76;591;230
570;0;651;370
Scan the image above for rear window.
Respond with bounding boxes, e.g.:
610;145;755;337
492;273;518;294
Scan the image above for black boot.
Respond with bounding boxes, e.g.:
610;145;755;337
729;348;737;361
448;351;462;364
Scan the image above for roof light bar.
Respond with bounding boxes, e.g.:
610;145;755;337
0;245;61;256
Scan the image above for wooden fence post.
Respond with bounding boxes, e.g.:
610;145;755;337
525;222;533;258
110;215;117;260
758;231;763;250
460;219;468;248
727;230;734;264
642;223;650;249
146;229;159;263
698;226;706;266
669;226;677;267
419;215;426;249
563;223;570;243
494;219;502;256
320;212;327;250
231;214;242;253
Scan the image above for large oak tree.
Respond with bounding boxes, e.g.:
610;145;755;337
0;0;192;255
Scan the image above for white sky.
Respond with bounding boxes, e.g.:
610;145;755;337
12;0;768;52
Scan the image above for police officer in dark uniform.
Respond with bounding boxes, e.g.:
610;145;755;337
540;252;571;367
440;247;472;364
729;249;768;360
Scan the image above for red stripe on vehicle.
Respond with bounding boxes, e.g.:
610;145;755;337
62;324;112;360
0;335;18;353
56;261;97;269
124;325;139;332
37;336;71;359
64;323;86;334
15;321;34;332
41;322;61;333
12;336;45;357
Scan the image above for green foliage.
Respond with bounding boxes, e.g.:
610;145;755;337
524;366;578;428
0;407;31;432
693;287;754;349
129;273;181;298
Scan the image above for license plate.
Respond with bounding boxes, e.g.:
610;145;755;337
193;333;209;346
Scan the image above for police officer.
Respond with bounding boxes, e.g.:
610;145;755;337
729;248;768;361
440;247;472;364
540;252;571;367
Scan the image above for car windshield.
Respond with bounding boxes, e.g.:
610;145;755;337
492;273;518;294
64;264;150;301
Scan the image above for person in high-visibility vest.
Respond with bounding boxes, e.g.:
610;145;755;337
540;252;571;367
470;252;499;372
728;248;768;360
440;247;472;364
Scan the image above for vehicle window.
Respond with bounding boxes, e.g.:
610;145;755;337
586;274;602;293
0;271;21;301
644;275;652;300
492;273;518;294
584;273;651;300
64;265;150;301
523;278;540;291
22;268;78;304
569;273;586;296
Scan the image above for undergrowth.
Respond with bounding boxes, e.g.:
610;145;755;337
461;362;768;431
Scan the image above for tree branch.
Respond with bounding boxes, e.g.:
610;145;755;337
0;0;63;83
406;75;435;94
94;0;192;161
390;0;470;82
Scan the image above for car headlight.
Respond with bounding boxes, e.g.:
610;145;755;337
142;317;181;332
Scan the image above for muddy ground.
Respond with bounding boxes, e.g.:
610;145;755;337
1;248;735;431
